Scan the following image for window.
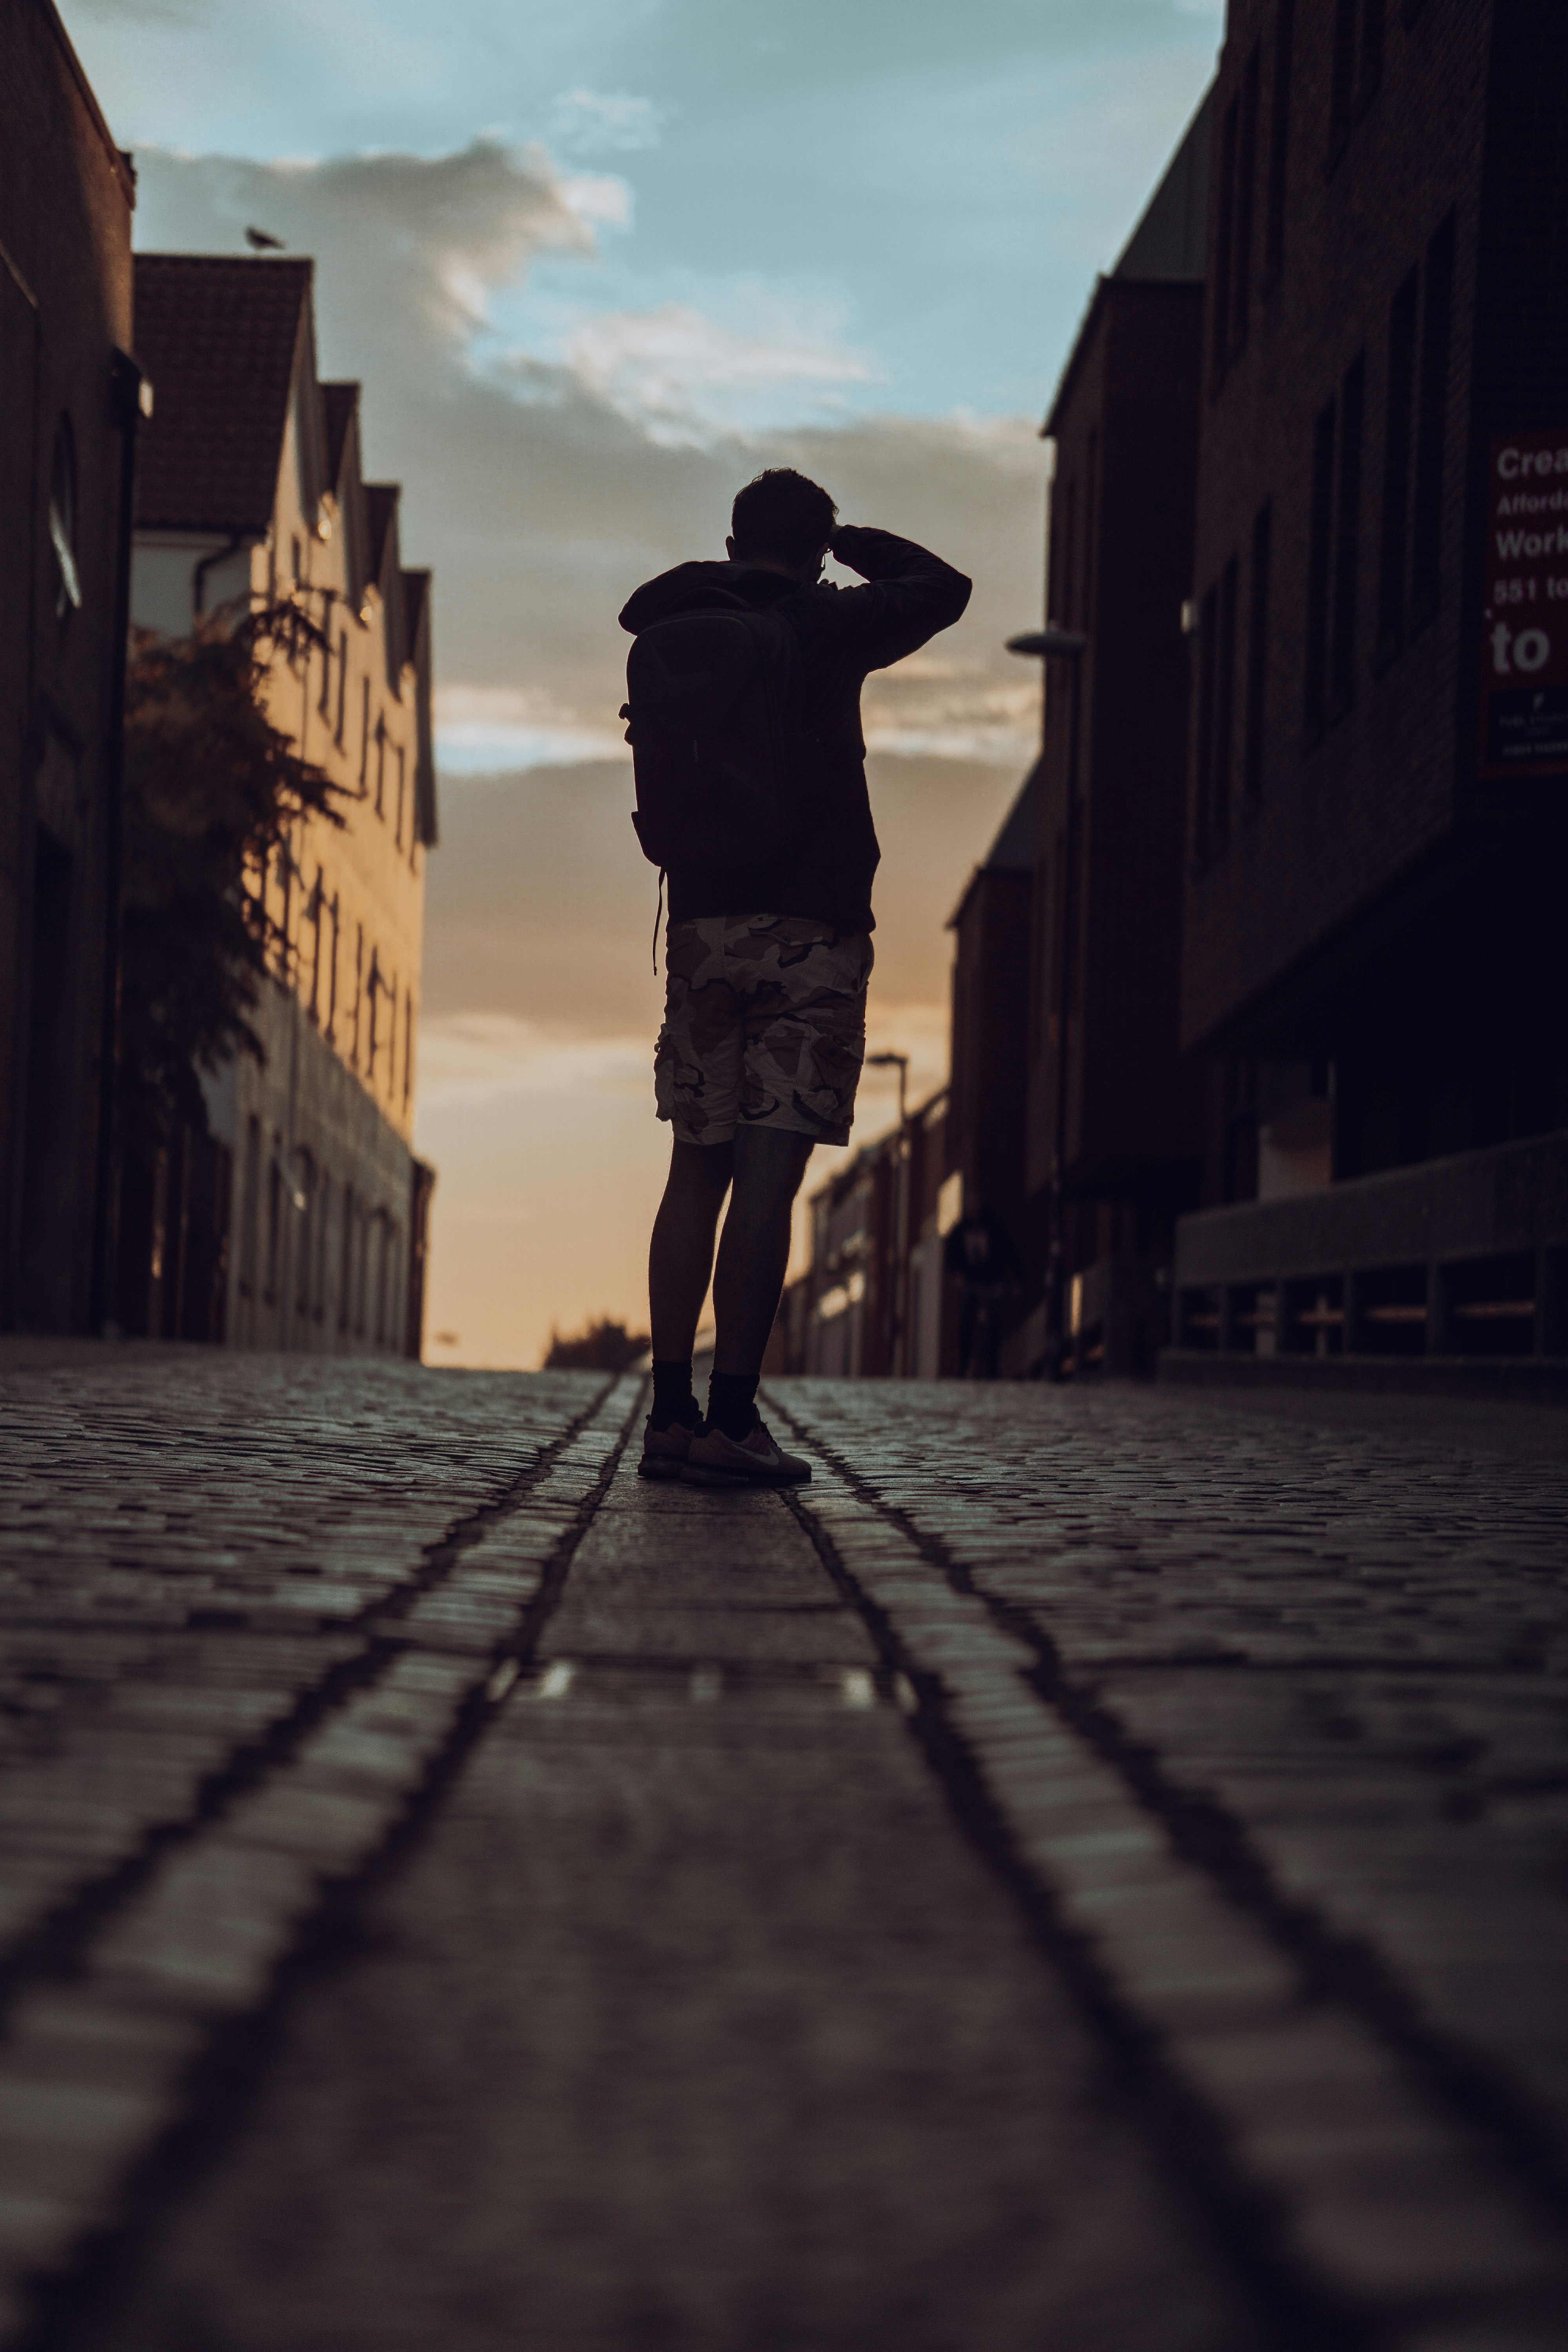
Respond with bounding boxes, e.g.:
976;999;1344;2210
264;1141;283;1303
291;534;303;586
335;631;348;745
307;873;325;1021
373;1215;390;1348
403;989;414;1112
359;677;371;793
1243;503;1272;804
1211;94;1238;389
352;925;364;1068
1262;0;1295;290
1410;211;1455;630
48;418;81;621
1360;0;1387;98
338;1184;355;1333
238;1115;261;1297
354;1205;369;1337
374;717;387;817
294;1153;315;1316
1329;354;1366;719
1194;584;1219;860
1231;49;1261;358
1330;0;1386;160
1376;268;1419;665
278;844;295;982
317;597;333;716
1214;555;1240;840
367;951;381;1079
327;893;340;1039
314;1171;331;1322
1082;432;1099;627
1304;399;1337;742
395;745;406;850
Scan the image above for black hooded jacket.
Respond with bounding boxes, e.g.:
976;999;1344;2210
618;525;971;935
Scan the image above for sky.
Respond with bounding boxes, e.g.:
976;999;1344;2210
63;0;1221;1367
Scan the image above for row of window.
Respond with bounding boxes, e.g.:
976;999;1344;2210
1192;206;1455;857
236;1115;404;1348
1211;0;1436;395
261;848;415;1116
269;550;419;867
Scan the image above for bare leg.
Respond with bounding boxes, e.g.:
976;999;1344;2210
711;1124;815;1375
648;1139;733;1361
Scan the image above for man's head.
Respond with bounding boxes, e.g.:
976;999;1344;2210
727;468;837;583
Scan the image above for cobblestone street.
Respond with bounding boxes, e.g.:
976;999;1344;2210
0;1350;1564;2350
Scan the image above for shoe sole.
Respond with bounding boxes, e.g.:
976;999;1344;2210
637;1455;688;1481
680;1461;811;1488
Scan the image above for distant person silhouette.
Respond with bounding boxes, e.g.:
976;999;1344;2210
619;467;970;1483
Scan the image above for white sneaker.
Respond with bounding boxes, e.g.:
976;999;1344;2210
682;1414;811;1486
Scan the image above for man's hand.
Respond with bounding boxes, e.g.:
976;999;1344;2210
828;524;878;577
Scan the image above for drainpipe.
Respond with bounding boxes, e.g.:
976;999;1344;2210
89;350;151;1336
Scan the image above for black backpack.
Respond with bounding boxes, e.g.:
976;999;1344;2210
622;602;802;871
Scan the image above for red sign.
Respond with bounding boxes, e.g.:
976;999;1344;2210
1480;431;1568;777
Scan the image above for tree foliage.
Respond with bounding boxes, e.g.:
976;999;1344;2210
119;603;341;1150
541;1317;650;1372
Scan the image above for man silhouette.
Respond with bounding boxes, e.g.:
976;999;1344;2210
620;468;970;1483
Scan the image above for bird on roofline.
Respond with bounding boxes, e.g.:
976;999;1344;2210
245;227;285;252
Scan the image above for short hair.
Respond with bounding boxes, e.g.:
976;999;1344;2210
731;468;837;563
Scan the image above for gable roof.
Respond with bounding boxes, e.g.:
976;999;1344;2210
133;254;313;534
321;380;359;489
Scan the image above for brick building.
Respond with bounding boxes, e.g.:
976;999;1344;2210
124;256;437;1357
944;771;1036;1354
1171;0;1568;1376
0;0;142;1334
964;99;1211;1377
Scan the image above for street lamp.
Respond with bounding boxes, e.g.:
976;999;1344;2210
1005;628;1088;660
865;1049;909;1128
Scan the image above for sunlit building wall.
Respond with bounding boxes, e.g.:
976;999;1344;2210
128;254;437;1354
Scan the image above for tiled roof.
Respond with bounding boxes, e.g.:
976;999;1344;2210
133;256;311;534
321;381;359;488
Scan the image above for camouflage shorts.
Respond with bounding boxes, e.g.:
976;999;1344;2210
655;914;874;1148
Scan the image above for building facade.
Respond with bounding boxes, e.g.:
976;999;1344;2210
1170;0;1568;1376
126;255;437;1356
961;102;1210;1379
769;1091;957;1379
0;0;140;1334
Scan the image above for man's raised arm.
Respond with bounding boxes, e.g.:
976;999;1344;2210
824;524;972;668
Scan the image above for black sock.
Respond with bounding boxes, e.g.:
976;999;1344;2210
706;1369;759;1441
650;1359;699;1432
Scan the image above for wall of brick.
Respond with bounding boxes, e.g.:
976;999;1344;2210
0;1;135;1330
1182;0;1568;1080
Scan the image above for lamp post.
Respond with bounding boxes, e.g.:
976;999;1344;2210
865;1049;908;1128
1007;622;1089;1378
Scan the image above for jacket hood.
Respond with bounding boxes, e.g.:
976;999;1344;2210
619;559;793;635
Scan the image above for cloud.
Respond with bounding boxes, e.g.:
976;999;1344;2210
557;297;878;441
544;87;664;155
434;684;629;773
131;142;1046;744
